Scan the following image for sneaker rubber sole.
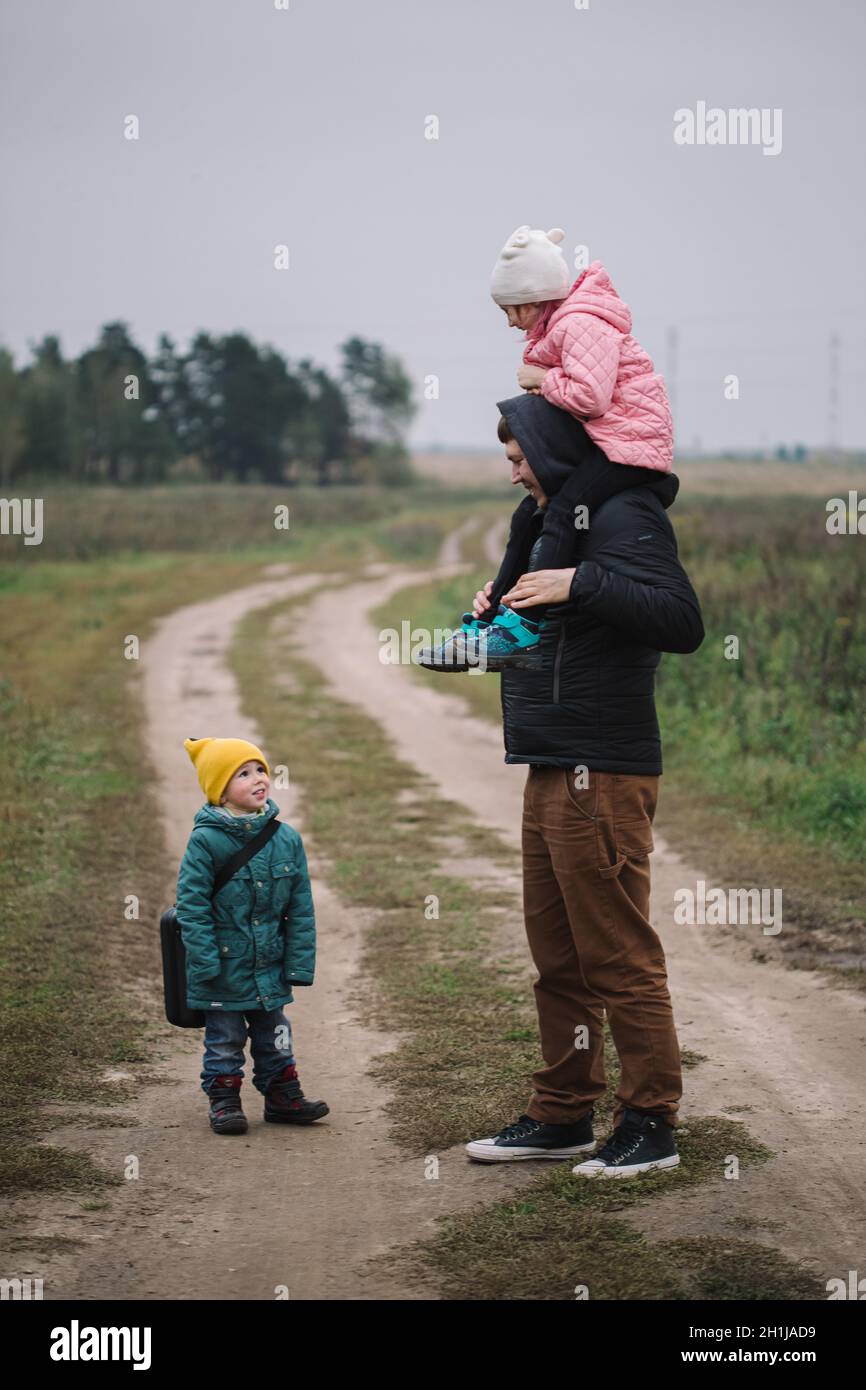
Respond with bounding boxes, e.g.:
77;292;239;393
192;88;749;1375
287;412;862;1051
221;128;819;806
466;1139;597;1163
573;1153;680;1178
415;651;543;674
414;654;477;673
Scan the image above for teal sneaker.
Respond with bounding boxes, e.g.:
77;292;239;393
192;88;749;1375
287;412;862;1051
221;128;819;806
416;606;544;674
478;605;544;670
414;612;490;673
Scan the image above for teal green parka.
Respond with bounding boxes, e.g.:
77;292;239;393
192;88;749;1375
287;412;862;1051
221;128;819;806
175;797;315;1012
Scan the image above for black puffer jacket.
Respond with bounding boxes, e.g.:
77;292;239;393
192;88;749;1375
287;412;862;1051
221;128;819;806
494;394;705;774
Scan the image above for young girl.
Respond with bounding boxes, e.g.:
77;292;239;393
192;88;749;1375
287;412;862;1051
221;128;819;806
420;225;673;672
177;736;328;1135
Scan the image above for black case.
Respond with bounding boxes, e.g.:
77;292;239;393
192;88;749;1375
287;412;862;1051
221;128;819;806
160;905;205;1028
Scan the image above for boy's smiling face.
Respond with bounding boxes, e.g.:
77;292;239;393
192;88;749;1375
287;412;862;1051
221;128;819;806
221;759;270;813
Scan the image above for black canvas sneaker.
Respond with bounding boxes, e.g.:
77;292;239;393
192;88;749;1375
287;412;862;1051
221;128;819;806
466;1111;596;1163
573;1108;679;1178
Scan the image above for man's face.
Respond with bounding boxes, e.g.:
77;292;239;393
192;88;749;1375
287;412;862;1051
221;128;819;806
505;439;547;507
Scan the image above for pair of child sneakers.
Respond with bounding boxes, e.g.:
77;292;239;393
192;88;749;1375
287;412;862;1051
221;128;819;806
417;603;544;674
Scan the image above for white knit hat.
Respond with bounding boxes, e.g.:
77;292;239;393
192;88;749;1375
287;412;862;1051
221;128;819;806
490;225;570;306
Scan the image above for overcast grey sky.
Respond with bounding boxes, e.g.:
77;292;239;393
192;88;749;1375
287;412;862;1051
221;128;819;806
2;0;864;452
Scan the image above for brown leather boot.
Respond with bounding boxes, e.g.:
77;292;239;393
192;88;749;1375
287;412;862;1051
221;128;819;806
264;1064;329;1125
207;1075;248;1135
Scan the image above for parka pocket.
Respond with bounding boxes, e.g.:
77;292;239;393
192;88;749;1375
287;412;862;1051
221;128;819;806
214;929;252;960
258;931;285;965
269;860;294;915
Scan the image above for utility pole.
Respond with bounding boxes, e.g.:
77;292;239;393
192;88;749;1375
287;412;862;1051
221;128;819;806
828;331;840;461
666;326;678;422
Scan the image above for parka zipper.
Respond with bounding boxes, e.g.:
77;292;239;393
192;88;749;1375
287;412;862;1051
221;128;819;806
552;627;565;704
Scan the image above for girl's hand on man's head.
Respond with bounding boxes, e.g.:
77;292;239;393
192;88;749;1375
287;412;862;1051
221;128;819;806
517;363;548;391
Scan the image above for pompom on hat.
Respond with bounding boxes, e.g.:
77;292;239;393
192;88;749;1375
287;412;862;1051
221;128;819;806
490;225;570;306
184;736;269;805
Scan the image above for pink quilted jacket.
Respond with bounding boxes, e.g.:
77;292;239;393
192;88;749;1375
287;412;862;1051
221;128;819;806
524;261;673;471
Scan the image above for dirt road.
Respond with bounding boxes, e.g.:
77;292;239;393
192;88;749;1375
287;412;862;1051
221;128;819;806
17;534;865;1300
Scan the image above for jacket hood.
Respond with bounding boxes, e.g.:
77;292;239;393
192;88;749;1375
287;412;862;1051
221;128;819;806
192;795;280;838
641;471;679;509
497;393;679;510
527;260;632;342
497;393;592;499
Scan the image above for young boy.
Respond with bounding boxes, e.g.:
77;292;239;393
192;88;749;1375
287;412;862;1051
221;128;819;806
176;736;328;1136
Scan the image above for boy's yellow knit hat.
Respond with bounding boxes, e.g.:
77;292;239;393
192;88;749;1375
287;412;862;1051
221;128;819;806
184;737;270;805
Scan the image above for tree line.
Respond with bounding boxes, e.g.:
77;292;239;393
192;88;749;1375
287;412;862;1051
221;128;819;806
0;324;417;487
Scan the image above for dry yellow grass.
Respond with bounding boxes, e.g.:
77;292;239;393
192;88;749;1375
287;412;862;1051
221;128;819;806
412;449;866;498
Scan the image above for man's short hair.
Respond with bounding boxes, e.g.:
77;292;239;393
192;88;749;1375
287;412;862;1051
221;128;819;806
497;414;513;445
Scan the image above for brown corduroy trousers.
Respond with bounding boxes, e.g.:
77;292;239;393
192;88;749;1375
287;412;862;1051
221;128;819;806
521;767;682;1129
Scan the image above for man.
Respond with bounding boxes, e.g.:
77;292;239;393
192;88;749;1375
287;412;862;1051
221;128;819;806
463;393;705;1178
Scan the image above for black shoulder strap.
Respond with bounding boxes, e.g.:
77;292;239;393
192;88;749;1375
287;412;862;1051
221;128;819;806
212;816;280;898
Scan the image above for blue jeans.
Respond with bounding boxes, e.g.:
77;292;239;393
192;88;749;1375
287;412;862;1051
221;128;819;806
201;1007;295;1095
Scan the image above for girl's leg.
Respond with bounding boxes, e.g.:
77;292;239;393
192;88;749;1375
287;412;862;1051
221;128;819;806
200;1011;248;1094
247;1007;296;1095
